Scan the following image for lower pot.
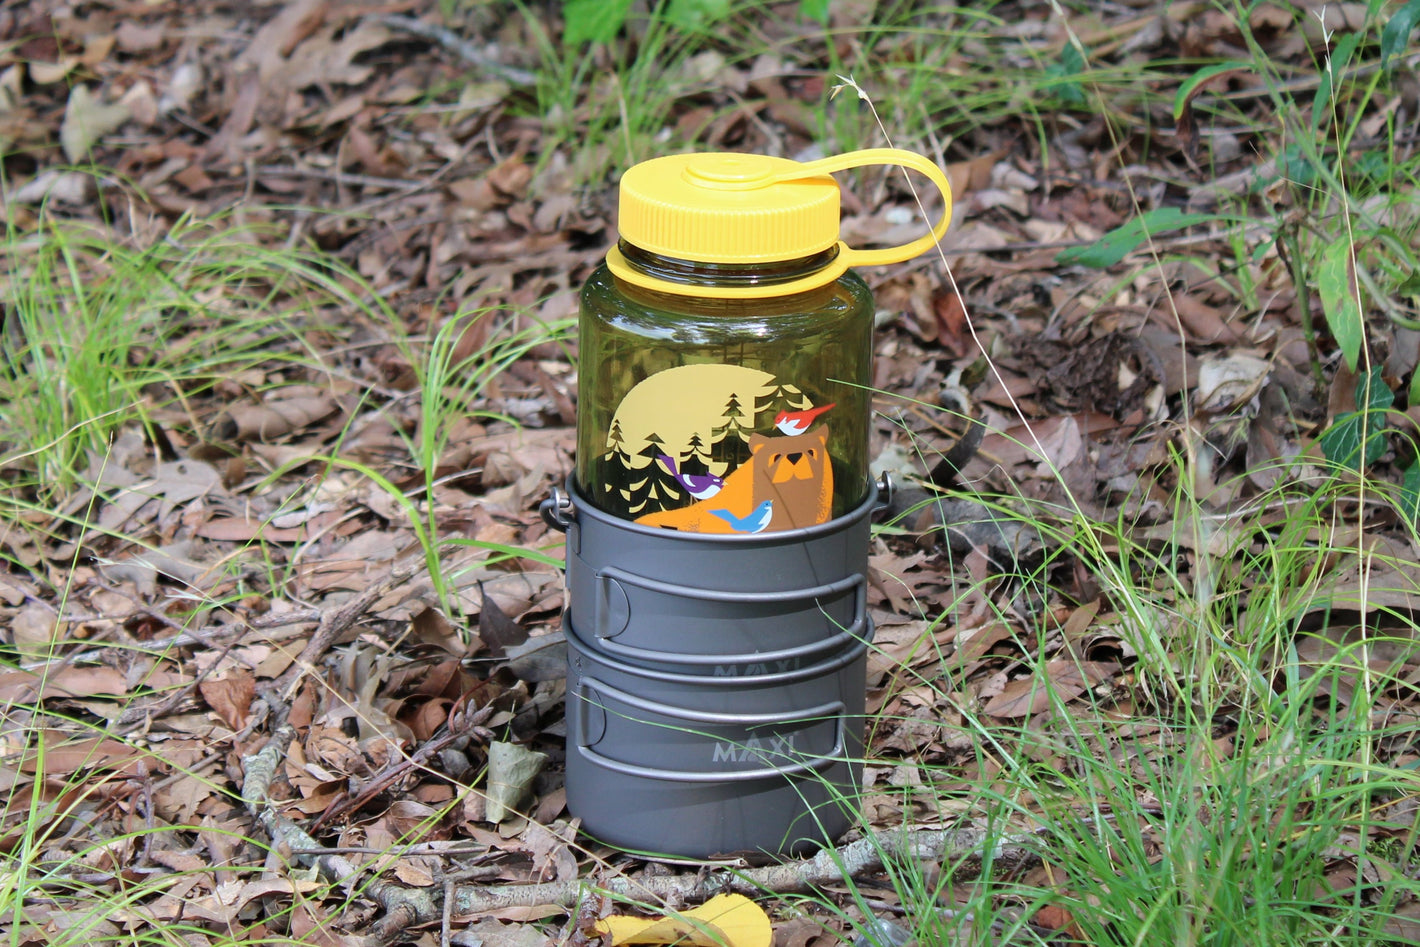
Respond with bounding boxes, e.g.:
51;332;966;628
563;620;867;858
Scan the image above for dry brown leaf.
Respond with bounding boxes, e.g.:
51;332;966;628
153;773;214;824
10;601;60;659
952;622;1015;668
393;861;436;886
151;459;223;516
1032;903;1076;932
458;918;558;947
198;673;255;730
0;574;32;605
775;917;833;947
0;665;129;701
1380;900;1420;943
983;661;1119;718
1194;353;1272;414
19;733;158;777
30;58;80;84
149;850;209;874
182;878;324;925
275;20;394;93
945;152;999;200
217;392;339;442
1060;599;1102;641
524;820;579;883
115;21;166;53
235;0;330;81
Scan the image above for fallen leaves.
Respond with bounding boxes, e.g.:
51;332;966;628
483;739;549;823
214;389;341;442
2;0;1419;944
198;671;256;730
60;84;130;161
981;659;1121;718
0;663;130;701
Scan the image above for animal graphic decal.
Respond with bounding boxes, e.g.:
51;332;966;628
774;402;835;435
710;500;774;533
657;454;724;500
600;363;838;533
635;425;832;533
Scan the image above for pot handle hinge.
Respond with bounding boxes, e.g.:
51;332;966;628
540;487;574;532
873;472;894;514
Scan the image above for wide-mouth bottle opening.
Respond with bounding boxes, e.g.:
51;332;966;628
607;240;851;299
617;240;839;287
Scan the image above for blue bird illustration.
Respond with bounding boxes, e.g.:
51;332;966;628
710;500;774;534
657;454;724;500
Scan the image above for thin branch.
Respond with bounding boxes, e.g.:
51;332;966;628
357;824;1041;945
378;15;538;88
273;557;421;700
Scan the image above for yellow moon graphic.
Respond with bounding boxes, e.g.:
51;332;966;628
609;364;779;472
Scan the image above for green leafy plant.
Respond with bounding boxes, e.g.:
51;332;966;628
1381;0;1420;69
1056;207;1227;269
1319;367;1392;470
562;0;828;45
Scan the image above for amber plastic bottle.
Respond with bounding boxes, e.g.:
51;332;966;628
575;150;950;535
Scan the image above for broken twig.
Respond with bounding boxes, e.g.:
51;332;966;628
379;15;537;87
274;558;420;700
359;824;1040;944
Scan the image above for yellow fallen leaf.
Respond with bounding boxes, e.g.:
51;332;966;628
597;894;771;947
61;84;131;162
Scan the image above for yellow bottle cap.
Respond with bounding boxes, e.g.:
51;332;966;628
607;148;952;298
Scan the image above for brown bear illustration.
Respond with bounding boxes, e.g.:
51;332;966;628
635;425;833;533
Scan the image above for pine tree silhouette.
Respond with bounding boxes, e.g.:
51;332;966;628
604;419;628;460
753;380;807;423
602;418;634;505
681;431;711;476
710;391;753;470
626;433;684;515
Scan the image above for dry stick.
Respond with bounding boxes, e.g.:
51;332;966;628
273;557;421;701
241;728;431;937
309;703;496;832
358;825;1041;944
378;14;537;88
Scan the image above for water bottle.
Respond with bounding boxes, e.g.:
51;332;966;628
575;149;951;533
542;147;950;858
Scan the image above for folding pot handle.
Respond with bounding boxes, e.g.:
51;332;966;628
574;676;846;783
592;573;867;669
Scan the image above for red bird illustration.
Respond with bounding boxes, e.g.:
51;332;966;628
773;402;835;436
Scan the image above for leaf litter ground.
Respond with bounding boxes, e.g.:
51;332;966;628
1;1;1419;945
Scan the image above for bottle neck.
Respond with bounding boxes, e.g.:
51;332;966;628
610;240;845;299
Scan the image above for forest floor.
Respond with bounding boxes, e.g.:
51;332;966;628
3;1;1420;945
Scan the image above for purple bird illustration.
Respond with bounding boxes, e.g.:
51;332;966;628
657;454;724;500
710;500;774;534
774;402;835;435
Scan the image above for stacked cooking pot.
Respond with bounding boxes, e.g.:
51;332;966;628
540;479;885;858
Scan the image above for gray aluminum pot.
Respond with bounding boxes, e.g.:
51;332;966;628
542;478;887;671
563;620;867;858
